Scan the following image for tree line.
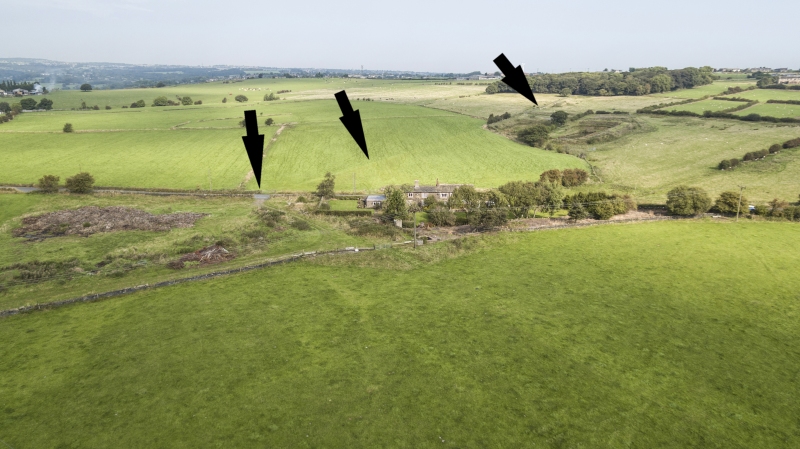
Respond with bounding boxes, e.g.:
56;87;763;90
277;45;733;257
0;98;54;124
486;67;715;97
719;137;800;170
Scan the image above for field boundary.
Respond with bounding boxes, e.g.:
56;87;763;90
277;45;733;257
0;246;376;318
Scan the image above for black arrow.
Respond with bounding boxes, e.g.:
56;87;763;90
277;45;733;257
241;110;265;188
493;53;538;105
334;90;369;159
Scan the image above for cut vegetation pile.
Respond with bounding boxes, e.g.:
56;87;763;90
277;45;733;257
167;244;235;269
12;206;206;239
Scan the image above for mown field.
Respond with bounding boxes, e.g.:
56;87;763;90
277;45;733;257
2;221;799;447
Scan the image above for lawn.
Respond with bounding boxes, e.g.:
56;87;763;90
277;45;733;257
2;221;800;447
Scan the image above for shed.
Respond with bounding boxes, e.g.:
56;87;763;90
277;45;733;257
364;194;386;209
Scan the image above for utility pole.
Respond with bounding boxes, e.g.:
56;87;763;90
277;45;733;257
736;185;746;222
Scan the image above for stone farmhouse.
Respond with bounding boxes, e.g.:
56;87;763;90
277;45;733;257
404;179;465;205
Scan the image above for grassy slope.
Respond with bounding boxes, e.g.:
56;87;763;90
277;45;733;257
669;99;749;114
1;221;799;447
588;116;800;201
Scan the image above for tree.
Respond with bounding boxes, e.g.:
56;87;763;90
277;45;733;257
550;111;568;126
263;92;279;101
314;172;336;199
427;204;455;226
235;95;248;102
20;98;37;110
152;96;169;107
714;191;748;214
156;82;166;88
540;169;562;184
423;194;438;211
382;187;408;220
80;84;92;92
11;103;22;114
37;175;60;193
469;207;508;230
517;125;550;147
181;96;193;106
265;118;274;126
63;123;73;133
498;181;541;218
559;88;571;97
666;186;711;216
65;172;95;194
768;198;789;217
541;182;565;217
130;100;145;108
448;185;483;221
0;102;10;114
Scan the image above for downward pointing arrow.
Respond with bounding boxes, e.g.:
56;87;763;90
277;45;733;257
241;110;265;188
493;53;538;105
335;90;369;159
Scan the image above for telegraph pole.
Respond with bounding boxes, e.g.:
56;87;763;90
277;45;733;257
736;185;746;222
413;211;417;250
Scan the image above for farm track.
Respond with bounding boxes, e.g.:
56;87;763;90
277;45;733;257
240;124;288;188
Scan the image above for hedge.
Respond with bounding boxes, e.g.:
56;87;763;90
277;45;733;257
314;210;373;217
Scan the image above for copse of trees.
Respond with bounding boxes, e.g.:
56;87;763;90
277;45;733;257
487;66;715;97
565;192;635;220
666;186;712;216
487;112;511;124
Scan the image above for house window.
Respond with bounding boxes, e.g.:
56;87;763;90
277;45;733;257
441;193;448;198
407;193;412;198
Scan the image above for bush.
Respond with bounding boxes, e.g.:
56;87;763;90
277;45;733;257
152;96;169;107
718;159;731;170
539;169;561;184
105;105;111;110
37;175;60;193
254;209;285;227
783;138;800;149
729;158;740;167
666;186;711;216
235;95;248;102
63;123;73;133
263;92;279;101
550;111;569;126
130;100;145;108
469;208;508;230
222;97;227;103
37;97;53;109
422;194;438;211
561;168;588;187
290;220;311;231
20;98;37;110
487;112;511;125
265;118;274;126
64;172;95;194
769;144;782;154
194;100;203;105
427;205;456;226
296;195;307;203
568;202;589;220
517;125;550;147
181;96;193;106
753;204;768;216
714;191;748;214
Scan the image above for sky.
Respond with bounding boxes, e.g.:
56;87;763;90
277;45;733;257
4;0;799;73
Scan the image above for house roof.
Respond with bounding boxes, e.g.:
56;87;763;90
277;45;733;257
366;195;386;201
408;184;462;193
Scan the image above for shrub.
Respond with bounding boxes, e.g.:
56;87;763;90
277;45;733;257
194;100;203;105
718;159;731;170
222;97;227;103
235;95;248;102
181;96;193;106
753;204;768;216
265;118;274;126
487;112;511;124
517;125;550;147
561;168;588;187
539;169;562;184
152;96;169;107
729;158;740;167
427;205;456;226
254;209;284;227
769;144;782;154
105;105;111;110
20;98;37;110
263;92;279;101
37;175;60;193
296;195;307;203
422;194;438;211
783;138;800;149
568;202;589;220
92;105;100;110
64;172;95;194
550;110;569;126
714;191;748;214
290;220;311;231
469;208;508;230
130;100;145;108
0;102;10;114
666;186;711;216
63;123;73;133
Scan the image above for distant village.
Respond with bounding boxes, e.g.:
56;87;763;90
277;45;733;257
0;83;46;97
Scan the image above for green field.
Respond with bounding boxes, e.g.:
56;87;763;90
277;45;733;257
730;88;800;103
667;99;748;114
2;221;800;447
652;80;754;99
733;103;800;118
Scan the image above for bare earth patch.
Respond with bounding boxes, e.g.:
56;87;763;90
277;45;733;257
13;206;207;240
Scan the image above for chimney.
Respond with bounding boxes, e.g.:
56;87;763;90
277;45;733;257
436;178;439;186
414;180;419;188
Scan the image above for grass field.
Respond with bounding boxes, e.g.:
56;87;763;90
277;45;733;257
729;88;800;103
652;80;755;99
667;99;748;114
587;115;800;201
2;221;800;447
732;103;800;118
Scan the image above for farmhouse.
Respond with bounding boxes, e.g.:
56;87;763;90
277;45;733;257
0;89;5;96
11;89;28;96
405;179;466;205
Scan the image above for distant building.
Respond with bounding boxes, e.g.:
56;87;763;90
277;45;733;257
0;89;5;97
363;194;386;209
774;68;790;73
778;74;800;85
11;89;28;96
404;179;467;205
